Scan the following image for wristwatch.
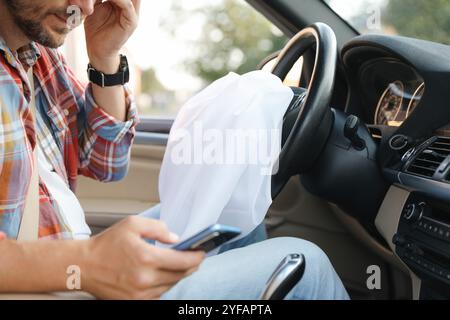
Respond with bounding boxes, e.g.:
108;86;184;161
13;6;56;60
87;54;130;87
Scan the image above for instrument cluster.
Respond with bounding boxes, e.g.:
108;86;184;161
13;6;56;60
374;80;425;126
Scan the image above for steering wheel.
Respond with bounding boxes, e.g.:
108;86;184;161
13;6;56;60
270;22;338;199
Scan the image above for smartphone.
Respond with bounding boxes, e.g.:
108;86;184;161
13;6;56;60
172;224;241;253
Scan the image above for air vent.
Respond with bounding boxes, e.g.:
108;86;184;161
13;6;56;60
406;137;450;178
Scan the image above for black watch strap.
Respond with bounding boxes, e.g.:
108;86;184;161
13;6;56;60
87;55;130;87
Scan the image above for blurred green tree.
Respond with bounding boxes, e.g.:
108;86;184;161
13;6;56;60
141;68;165;93
161;0;287;84
384;0;450;45
325;0;449;45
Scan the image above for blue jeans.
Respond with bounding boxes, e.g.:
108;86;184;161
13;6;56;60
163;237;349;300
140;205;349;300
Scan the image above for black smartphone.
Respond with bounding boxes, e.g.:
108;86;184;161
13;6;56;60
172;224;241;253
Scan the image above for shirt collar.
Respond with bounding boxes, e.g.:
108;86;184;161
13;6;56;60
0;36;41;68
17;42;41;68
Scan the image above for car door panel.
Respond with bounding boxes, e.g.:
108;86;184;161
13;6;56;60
76;132;168;234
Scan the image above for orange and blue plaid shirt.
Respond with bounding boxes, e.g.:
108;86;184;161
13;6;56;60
0;38;138;240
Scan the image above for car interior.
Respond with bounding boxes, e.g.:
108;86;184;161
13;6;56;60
79;0;450;300
4;0;450;300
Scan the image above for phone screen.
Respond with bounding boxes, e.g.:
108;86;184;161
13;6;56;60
172;225;241;252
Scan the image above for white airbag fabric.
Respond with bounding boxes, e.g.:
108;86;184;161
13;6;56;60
158;71;294;242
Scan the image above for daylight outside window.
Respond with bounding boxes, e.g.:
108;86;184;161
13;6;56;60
324;0;450;45
61;0;287;118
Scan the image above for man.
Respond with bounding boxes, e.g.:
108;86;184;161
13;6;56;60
0;0;349;299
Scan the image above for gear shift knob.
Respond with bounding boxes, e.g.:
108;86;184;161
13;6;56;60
259;253;305;300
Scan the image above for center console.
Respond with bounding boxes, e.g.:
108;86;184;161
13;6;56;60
393;193;450;298
383;135;450;298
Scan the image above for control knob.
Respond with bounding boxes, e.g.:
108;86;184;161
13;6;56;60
403;202;425;222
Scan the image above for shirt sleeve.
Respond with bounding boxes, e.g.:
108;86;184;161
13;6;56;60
58;51;139;182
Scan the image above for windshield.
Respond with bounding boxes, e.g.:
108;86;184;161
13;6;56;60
323;0;450;45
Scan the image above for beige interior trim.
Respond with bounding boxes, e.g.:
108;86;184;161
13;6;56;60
269;178;403;299
375;185;422;300
76;145;165;203
329;204;410;274
81;199;155;216
82;199;157;233
76;144;166;234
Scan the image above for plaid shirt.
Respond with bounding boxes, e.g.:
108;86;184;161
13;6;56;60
0;38;138;240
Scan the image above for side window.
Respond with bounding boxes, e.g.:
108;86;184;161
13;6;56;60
62;0;287;118
260;56;304;87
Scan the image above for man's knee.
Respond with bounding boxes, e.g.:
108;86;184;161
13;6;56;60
265;237;332;271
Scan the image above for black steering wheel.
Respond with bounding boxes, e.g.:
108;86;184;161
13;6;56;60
271;22;338;199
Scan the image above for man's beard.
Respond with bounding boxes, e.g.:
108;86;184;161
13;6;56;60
4;0;70;48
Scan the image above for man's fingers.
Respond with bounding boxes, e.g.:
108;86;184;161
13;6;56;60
184;266;200;278
150;247;205;272
125;216;179;244
107;0;138;21
131;0;141;16
93;0;103;10
0;232;6;241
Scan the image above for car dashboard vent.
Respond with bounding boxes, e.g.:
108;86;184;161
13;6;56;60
406;137;450;178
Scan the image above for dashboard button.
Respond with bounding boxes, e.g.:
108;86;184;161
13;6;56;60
390;134;410;151
403;203;424;222
392;234;406;246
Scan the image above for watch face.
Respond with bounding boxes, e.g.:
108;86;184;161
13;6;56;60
120;55;130;83
120;55;128;71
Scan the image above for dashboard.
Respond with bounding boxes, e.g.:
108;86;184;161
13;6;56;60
353;58;426;127
338;34;450;298
342;36;450;141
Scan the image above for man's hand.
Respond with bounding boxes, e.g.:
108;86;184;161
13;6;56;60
82;0;140;121
82;216;205;300
0;218;203;298
84;0;140;74
0;232;6;241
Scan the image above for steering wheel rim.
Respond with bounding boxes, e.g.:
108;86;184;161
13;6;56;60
271;22;338;199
